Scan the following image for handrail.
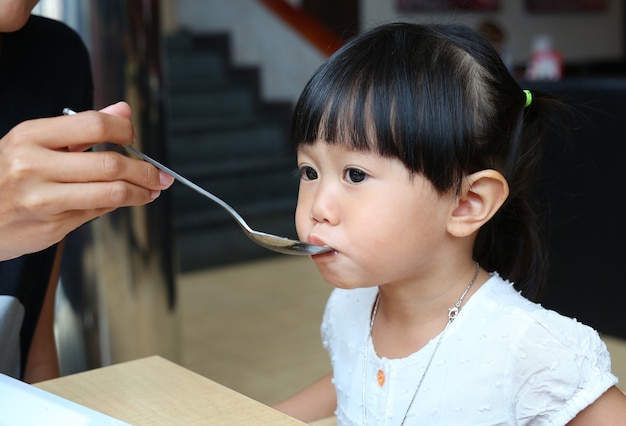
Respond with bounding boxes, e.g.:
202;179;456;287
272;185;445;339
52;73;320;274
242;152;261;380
258;0;345;56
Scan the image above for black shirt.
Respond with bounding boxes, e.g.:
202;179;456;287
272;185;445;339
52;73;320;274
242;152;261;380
0;14;93;379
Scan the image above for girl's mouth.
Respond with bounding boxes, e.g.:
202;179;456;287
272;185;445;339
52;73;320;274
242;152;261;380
308;236;336;257
311;247;336;259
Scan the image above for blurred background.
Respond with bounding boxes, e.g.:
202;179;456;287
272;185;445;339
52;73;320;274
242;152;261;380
34;0;625;405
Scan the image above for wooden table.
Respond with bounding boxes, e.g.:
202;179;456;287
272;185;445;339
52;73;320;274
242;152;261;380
35;356;304;425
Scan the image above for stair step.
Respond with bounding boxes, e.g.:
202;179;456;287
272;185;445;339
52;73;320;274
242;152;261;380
168;108;291;134
170;171;298;207
170;169;299;215
171;155;294;179
166;51;225;82
168;87;257;118
175;209;296;271
165;32;230;56
168;126;291;164
174;197;297;231
167;66;259;92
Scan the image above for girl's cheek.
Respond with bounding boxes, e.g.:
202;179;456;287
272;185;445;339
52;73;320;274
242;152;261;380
294;199;307;239
294;180;319;238
295;214;308;242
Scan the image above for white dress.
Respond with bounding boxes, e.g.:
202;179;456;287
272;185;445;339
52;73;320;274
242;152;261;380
321;273;618;425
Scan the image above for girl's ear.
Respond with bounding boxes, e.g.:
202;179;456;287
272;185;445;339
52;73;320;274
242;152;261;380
447;170;509;238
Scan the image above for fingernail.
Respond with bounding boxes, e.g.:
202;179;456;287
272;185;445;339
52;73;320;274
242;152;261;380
159;171;174;188
151;190;161;200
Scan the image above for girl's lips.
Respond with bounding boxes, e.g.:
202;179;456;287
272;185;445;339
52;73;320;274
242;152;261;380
308;235;328;247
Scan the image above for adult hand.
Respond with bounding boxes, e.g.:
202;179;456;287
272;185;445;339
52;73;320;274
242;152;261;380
0;101;174;261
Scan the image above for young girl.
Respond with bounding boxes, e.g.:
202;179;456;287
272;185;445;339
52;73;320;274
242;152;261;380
274;23;626;424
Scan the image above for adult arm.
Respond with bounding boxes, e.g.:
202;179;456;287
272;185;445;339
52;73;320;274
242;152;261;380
0;102;174;261
567;386;626;425
21;241;64;383
272;373;337;423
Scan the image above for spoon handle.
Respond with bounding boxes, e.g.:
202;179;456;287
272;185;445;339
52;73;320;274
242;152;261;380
63;108;250;232
124;145;250;231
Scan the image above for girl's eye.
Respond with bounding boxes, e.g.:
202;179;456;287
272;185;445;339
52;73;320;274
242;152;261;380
299;166;318;181
344;167;368;184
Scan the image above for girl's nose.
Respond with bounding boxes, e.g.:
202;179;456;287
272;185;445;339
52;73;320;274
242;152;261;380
308;183;340;226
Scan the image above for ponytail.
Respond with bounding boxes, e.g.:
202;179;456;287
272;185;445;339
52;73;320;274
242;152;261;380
475;90;572;302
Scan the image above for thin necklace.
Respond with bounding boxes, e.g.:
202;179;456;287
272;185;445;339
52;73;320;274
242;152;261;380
362;261;480;426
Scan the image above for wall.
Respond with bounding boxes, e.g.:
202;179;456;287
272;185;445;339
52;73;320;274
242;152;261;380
175;0;325;103
362;1;624;65
175;0;624;102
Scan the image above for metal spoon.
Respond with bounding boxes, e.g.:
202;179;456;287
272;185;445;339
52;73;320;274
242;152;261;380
63;108;331;256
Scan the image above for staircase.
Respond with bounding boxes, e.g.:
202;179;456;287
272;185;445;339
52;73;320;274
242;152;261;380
164;32;299;272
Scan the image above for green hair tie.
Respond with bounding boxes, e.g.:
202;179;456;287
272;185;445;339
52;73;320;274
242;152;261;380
523;89;533;107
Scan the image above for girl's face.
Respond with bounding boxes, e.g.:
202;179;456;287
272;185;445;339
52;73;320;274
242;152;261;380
296;140;458;290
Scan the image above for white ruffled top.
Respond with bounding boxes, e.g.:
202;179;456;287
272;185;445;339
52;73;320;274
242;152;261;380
321;273;618;425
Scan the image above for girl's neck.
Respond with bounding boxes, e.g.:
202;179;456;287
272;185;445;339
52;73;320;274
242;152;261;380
371;262;487;359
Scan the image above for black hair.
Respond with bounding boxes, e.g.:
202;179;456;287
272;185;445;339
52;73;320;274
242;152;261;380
291;22;569;302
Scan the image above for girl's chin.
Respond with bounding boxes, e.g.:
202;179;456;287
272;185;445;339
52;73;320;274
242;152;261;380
316;269;373;291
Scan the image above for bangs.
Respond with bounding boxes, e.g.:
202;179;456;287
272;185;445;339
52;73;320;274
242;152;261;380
290;24;488;191
291;42;408;160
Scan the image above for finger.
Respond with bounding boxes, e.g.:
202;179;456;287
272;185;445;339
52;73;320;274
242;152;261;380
22;180;162;215
47;149;173;190
11;109;134;151
67;181;163;209
66;102;132;152
98;101;132;119
66;101;132;118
